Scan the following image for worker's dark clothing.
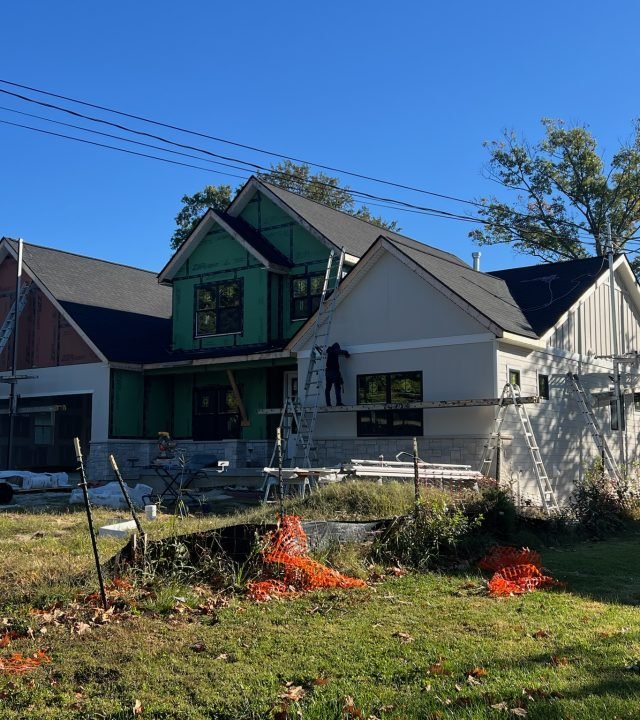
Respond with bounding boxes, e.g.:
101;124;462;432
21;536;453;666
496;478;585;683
324;343;350;406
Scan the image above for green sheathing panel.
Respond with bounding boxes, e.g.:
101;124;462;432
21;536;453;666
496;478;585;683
143;376;173;438
171;226;267;351
110;369;143;438
150;359;295;441
239;193;330;340
173;374;194;439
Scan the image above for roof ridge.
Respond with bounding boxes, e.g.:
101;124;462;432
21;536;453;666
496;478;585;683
258;179;463;263
2;237;162;276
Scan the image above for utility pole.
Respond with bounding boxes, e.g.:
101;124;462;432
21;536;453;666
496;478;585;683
6;239;23;470
607;223;626;466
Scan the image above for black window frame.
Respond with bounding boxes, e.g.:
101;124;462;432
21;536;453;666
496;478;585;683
192;385;241;441
290;273;325;322
634;392;640;413
538;373;550;400
610;394;626;431
356;371;423;437
194;279;243;338
508;369;521;387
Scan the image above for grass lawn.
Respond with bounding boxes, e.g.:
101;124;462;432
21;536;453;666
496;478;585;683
0;498;639;719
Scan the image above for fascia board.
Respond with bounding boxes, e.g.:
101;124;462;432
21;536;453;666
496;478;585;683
2;244;108;363
158;210;217;284
142;349;292;370
499;332;544;350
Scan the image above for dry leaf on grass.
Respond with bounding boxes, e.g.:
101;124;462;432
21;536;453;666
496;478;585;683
550;655;569;667
427;658;451;676
510;708;528;717
281;684;306;702
190;641;206;653
532;629;550;639
393;631;414;643
133;698;144;715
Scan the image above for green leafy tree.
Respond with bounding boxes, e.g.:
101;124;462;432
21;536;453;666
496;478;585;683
171;161;398;249
171;184;233;249
471;119;640;268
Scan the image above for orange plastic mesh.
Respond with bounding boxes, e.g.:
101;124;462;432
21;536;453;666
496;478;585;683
0;650;51;674
247;515;366;601
479;546;562;597
477;546;541;573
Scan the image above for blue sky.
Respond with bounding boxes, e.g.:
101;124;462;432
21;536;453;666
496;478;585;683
1;1;639;273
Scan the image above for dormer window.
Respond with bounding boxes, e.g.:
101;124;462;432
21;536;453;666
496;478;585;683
195;280;242;337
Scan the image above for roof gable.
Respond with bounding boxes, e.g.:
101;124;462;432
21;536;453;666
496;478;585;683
158;209;292;283
1;238;172;363
489;256;609;336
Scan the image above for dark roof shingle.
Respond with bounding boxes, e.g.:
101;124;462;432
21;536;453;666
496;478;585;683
4;239;172;362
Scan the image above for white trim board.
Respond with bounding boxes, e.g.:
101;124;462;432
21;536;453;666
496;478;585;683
297;333;494;358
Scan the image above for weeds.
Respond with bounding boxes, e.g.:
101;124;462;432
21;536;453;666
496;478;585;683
374;494;483;569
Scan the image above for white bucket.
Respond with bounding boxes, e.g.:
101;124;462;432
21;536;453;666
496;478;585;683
144;504;157;521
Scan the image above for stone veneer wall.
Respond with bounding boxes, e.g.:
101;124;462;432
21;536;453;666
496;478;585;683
313;436;491;470
87;436;500;482
86;440;273;482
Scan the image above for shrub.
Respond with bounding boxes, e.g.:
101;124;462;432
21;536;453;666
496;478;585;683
374;495;482;570
570;461;634;538
465;486;518;541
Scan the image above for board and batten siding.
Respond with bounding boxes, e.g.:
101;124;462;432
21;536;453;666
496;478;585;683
497;267;640;503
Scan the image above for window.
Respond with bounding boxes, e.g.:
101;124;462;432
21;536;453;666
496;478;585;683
508;369;521;387
538;374;549;400
634;392;640;412
291;274;324;321
610;395;626;431
195;280;242;337
192;386;241;441
33;412;54;446
356;371;423;437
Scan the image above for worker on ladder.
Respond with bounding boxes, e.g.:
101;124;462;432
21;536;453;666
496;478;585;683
322;342;350;406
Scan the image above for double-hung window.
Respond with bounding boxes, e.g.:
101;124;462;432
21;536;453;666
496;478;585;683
195;280;242;337
291;274;324;321
357;371;423;437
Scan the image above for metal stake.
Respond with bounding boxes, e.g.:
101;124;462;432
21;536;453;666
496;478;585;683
413;437;420;515
74;437;108;609
109;454;145;537
276;427;284;519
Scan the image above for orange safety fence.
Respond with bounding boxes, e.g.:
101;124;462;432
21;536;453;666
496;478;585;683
247;515;367;602
478;545;563;597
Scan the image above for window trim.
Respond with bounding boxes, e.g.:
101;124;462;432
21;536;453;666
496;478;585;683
290;273;325;322
508;368;521;387
194;278;243;338
356;371;423;438
538;373;550;400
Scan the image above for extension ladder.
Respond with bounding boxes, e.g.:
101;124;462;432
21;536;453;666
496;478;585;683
269;248;346;469
480;383;559;514
565;372;624;484
0;282;35;356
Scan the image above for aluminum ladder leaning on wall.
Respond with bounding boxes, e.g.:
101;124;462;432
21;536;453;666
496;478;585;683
480;382;560;514
268;248;346;471
565;372;624;484
0;282;35;356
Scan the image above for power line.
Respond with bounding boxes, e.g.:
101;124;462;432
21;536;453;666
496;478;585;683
0;119;250;181
1;114;605;259
0;78;598;239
